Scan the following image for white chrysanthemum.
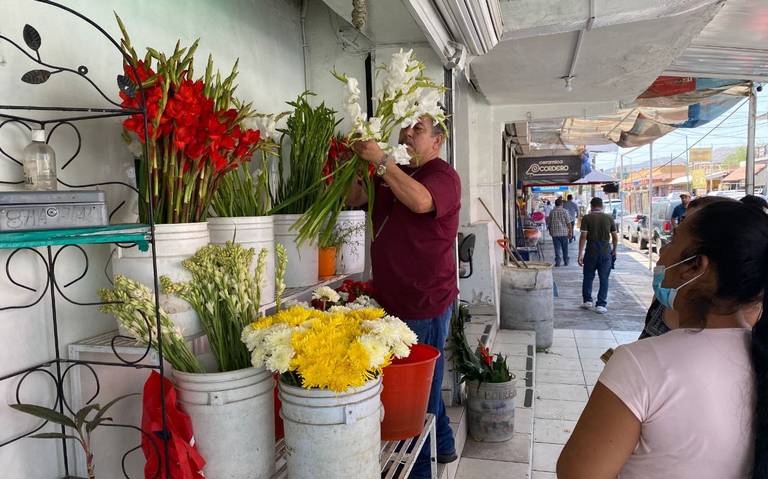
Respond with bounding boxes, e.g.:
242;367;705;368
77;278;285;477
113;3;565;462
359;334;390;369
312;286;340;303
266;345;294;373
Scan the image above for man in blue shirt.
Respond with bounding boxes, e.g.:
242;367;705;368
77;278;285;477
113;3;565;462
671;192;691;231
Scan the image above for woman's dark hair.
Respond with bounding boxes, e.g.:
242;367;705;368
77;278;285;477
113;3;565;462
686;201;768;478
687;195;732;211
742;194;768;211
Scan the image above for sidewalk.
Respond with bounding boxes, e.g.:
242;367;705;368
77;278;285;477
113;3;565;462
544;237;653;331
454;236;649;478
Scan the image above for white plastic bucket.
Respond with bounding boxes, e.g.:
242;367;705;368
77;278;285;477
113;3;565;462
335;210;366;274
208;216;276;305
273;214;318;288
111;222;209;337
279;377;383;479
173;366;276;479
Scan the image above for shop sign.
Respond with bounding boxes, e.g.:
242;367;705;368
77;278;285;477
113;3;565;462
517;155;582;185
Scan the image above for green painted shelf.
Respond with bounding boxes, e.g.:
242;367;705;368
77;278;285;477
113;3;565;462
0;224;151;250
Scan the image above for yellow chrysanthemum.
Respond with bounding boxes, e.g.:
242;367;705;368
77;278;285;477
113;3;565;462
345;307;386;322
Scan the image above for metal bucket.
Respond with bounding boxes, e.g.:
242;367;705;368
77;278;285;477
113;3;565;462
173;366;276;478
279;377;382;479
500;262;554;348
466;379;517;442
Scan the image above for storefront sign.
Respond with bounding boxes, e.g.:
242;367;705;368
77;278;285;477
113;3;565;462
531;186;570;192
517;155;582;185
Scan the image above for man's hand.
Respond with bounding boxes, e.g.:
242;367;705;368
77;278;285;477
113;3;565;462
351;139;386;164
578;254;584;267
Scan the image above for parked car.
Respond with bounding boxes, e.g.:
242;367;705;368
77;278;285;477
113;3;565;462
621;213;646;244
606;200;623;231
640;198;681;252
621;198;681;252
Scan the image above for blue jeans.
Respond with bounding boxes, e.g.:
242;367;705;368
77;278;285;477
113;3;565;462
582;241;613;307
552;236;569;266
403;303;456;479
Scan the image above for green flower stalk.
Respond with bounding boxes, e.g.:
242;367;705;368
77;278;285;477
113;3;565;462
161;243;267;372
275;243;288;311
99;276;203;373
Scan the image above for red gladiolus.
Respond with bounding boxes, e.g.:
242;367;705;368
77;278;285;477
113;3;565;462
479;347;494;366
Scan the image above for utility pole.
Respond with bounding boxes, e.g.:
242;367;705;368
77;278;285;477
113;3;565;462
648;143;654;270
746;83;757;195
684;135;691;193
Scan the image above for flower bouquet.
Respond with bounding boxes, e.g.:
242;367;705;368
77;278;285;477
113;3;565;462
293;49;446;242
241;305;415;392
160;242;269;373
117;16;262;224
210;113;286;217
99;276;203;373
309;282;377;311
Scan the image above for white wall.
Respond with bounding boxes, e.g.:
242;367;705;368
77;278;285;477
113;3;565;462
0;1;306;476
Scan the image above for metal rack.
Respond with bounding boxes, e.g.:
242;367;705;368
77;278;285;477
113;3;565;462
0;2;169;477
271;414;437;479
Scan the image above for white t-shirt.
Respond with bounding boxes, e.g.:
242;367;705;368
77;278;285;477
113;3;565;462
598;328;755;479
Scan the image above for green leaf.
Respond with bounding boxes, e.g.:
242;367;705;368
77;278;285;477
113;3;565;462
87;393;139;432
10;404;76;429
29;432;80;441
74;404;100;430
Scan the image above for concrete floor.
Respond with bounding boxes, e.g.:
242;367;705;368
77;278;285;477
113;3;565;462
542;238;654;331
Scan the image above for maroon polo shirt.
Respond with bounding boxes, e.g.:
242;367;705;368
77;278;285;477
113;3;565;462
371;157;461;320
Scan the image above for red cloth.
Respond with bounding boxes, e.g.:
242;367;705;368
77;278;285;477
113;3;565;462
141;371;206;479
371;158;460;319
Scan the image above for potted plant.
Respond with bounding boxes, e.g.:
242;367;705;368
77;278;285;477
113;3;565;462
450;305;517;442
316;220;365;278
241;304;417;479
10;395;139;479
112;17;263;337
269;93;338;287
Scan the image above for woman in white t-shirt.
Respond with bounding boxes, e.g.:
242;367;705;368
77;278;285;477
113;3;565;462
557;200;768;479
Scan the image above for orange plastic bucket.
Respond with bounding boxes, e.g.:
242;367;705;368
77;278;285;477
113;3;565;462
380;343;440;441
318;246;337;277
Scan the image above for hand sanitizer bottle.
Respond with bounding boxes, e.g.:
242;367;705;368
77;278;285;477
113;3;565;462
23;128;57;190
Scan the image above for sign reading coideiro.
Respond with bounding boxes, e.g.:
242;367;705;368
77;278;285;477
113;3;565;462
517;155;582;185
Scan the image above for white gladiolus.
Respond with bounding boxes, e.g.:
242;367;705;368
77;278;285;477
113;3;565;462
346;77;361;99
391;144;411;165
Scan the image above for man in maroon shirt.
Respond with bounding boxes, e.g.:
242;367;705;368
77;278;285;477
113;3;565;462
349;115;461;478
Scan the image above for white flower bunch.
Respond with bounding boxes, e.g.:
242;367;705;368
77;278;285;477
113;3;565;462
360;315;418;366
312;286;341;304
243;113;283;143
334;49;446;165
241;323;296;374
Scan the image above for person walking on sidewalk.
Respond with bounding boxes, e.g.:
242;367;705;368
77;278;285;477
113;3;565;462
547;198;573;266
578;197;618;314
564;194;579;242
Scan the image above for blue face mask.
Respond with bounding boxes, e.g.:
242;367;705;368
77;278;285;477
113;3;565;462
652;255;702;310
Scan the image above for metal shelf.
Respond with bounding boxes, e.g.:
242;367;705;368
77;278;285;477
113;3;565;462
271;414;437;479
0;224;150;250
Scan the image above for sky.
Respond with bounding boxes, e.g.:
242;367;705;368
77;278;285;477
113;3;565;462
594;89;768;171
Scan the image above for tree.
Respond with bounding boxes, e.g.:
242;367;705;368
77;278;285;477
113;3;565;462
723;146;747;168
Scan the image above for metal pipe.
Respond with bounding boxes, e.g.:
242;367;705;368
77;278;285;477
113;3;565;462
648;143;654;270
562;0;595;88
746;83;757;195
619;154;624;244
300;0;310;90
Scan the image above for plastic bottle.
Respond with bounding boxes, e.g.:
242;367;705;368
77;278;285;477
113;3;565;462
23;128;57;191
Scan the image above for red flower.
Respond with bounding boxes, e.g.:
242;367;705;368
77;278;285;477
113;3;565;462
479;347;494;366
